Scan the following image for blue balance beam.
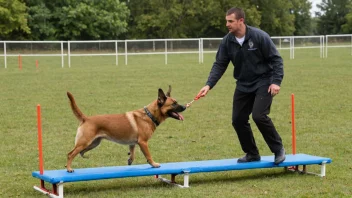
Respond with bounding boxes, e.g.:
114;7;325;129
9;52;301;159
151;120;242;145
32;154;331;198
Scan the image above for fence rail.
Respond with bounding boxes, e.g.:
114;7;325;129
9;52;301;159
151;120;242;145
1;34;351;68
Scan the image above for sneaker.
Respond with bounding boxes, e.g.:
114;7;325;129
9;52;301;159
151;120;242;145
237;153;261;163
274;148;286;165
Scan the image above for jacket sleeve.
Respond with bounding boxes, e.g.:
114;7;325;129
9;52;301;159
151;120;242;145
205;41;230;89
261;33;284;86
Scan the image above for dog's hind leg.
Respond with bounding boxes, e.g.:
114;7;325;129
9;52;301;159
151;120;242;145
138;141;160;168
127;144;136;165
66;134;96;172
65;144;88;172
80;138;102;158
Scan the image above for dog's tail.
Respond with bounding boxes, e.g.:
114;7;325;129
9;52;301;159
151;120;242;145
67;92;87;122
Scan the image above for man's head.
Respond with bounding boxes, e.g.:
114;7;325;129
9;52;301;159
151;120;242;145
226;7;245;36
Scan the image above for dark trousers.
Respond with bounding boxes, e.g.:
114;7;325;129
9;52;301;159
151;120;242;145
232;85;283;155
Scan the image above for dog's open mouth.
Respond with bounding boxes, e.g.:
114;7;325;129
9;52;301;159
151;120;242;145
169;112;184;121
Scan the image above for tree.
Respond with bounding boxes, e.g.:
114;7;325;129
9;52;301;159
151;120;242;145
290;0;313;35
125;0;261;39
56;0;129;40
125;0;206;38
26;1;56;40
22;0;129;40
316;0;351;34
341;0;352;33
0;0;30;39
200;0;261;38
251;0;295;36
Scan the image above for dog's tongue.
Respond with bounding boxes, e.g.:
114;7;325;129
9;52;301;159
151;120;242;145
178;113;184;121
172;112;184;121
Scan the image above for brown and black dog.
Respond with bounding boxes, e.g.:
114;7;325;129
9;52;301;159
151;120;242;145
65;86;186;172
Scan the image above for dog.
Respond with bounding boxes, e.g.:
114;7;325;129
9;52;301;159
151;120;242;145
65;86;186;172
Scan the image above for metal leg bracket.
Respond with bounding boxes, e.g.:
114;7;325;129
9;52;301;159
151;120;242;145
156;171;190;188
33;180;64;198
285;161;327;177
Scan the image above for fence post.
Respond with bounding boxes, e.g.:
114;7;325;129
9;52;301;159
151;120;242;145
125;40;127;65
292;36;295;59
4;42;7;69
320;36;322;58
322;36;325;58
68;41;71;68
325;36;328;58
201;38;204;63
165;40;167;65
61;41;64;68
115;41;118;66
290;37;293;59
198;38;201;64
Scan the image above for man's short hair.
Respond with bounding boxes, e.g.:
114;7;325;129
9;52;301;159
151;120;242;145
226;7;245;21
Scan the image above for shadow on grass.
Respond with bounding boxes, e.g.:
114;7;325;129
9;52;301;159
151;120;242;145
63;169;300;195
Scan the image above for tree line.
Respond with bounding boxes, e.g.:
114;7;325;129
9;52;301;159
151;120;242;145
1;0;351;41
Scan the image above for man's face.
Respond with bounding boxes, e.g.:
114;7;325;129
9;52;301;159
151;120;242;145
226;13;243;34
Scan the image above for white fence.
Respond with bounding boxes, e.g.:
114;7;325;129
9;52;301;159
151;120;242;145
325;34;352;57
1;35;351;68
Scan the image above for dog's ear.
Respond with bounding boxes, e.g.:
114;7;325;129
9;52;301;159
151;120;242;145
166;85;171;97
158;88;167;106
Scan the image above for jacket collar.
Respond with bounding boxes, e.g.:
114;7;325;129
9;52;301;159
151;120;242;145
229;25;252;43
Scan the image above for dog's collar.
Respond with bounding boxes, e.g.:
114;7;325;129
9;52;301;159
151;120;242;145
144;106;159;127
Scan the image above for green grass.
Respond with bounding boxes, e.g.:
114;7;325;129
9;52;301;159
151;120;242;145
0;48;351;197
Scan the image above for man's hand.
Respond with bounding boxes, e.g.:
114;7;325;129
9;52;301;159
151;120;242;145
196;85;210;100
268;84;280;96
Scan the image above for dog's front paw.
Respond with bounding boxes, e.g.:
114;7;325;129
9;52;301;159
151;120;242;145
147;160;160;168
65;165;74;173
151;163;160;168
127;158;133;165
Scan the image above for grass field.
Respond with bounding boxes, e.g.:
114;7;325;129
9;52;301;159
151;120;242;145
0;48;351;197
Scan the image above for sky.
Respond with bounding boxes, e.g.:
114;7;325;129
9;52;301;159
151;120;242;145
309;0;322;16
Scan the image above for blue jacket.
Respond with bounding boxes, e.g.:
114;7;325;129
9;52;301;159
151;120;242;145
206;25;284;93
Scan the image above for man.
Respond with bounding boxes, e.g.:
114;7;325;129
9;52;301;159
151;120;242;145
196;7;285;164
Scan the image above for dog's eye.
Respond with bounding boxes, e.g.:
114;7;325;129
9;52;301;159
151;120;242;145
172;102;178;107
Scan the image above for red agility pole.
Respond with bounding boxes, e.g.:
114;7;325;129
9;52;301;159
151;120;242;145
36;60;38;69
18;55;22;70
291;94;296;155
37;104;44;174
35;104;62;196
37;104;45;189
286;93;298;172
